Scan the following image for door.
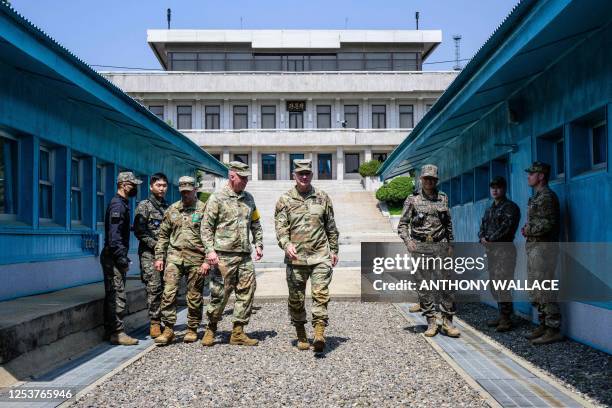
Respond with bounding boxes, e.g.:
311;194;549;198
317;154;332;180
289;153;305;175
262;154;277;180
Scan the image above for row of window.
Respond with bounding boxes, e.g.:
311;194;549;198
150;104;429;130
169;52;421;72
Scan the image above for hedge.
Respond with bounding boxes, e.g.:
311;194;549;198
375;176;414;205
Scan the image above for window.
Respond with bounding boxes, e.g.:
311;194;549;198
338;53;363;71
345;153;360;174
233;106;248;129
344;105;359;129
286;55;306;71
254;55;282;71
570;108;607;176
372;105;386;129
211;153;221;162
39;148;53;220
148;106;164;120
198;53;225;71
373;152;387;162
170;52;197;71
71;156;83;222
316;105;331;129
537;128;564;180
96;164;106;224
365;53;391;71
475;164;490;201
261;105;276;129
234;153;249;165
226;53;252;71
177;106;192;130
450;176;461;208
205;105;220;130
0;136;18;216
393;52;418;70
592;121;607;167
309;55;336;71
289;111;303;129
399;105;414;128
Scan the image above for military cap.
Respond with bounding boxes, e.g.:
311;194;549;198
228;161;251;177
178;176;197;192
489;176;507;188
524;161;551;176
117;171;142;185
293;159;313;173
420;164;438;179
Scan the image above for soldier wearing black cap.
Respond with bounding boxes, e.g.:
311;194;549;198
478;176;520;332
522;161;563;345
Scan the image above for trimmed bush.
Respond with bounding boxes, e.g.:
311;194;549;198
358;160;382;177
375;176;414;206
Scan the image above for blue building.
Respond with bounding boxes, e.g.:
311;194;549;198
379;0;611;353
0;3;226;301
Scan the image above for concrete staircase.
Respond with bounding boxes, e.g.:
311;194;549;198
245;180;401;268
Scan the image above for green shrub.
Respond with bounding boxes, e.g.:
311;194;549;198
375;176;414;205
358;160;381;177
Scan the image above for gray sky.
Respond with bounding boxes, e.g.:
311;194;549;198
10;0;517;71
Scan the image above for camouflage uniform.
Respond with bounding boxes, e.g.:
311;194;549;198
398;168;454;320
275;181;340;327
201;181;263;326
524;171;561;329
155;197;208;330
134;195;168;322
478;185;520;316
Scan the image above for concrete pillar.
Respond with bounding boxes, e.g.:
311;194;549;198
365;147;372;162
389;98;396;129
223;99;231;129
362;98;369;129
251;147;259;181
222;147;230;163
194;100;203;129
334;98;342;128
336;146;344;181
251;99;258;129
167;99;175;128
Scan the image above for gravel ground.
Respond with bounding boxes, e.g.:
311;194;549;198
456;303;612;407
73;302;488;407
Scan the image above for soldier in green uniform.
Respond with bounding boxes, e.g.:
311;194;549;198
134;173;169;339
153;176;210;345
522;161;563;345
398;164;459;338
200;161;263;347
478;176;520;332
274;159;339;352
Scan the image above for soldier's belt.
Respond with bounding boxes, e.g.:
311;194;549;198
410;233;444;243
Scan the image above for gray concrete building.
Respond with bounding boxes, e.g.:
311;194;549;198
103;29;458;180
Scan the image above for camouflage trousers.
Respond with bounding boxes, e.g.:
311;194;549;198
487;244;517;316
286;262;333;327
207;252;256;325
527;242;560;329
413;246;455;319
160;261;208;330
139;251;163;322
100;248;128;335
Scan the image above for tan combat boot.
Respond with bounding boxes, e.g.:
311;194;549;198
110;331;139;346
525;324;547;340
230;323;259;346
150;321;162;339
440;316;461;338
531;327;564;345
495;315;512;332
313;323;326;352
408;304;421;313
423;317;438;337
201;323;217;347
183;328;198;343
295;324;310;351
154;326;175;346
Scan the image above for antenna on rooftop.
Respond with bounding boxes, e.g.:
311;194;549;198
415;11;420;30
167;8;171;29
453;34;462;70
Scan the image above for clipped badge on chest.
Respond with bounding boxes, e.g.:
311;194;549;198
192;214;202;223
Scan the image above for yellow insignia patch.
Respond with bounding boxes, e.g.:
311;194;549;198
251;208;261;221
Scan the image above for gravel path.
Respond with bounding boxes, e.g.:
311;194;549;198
457;303;612;407
73;302;487;407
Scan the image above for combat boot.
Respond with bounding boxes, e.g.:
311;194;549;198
408;303;421;313
313;323;326;352
424;317;438;337
110;331;139;346
230;323;258;346
486;316;500;327
495;315;512;332
149;321;162;339
201;322;217;347
295;324;310;351
183;328;198;343
525;324;546;340
531;328;564;345
440;316;461;338
154;326;175;346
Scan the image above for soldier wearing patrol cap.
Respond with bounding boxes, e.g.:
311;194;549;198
397;164;459;338
274;158;339;352
101;171;142;346
201;161;263;347
522;161;563;345
153;176;210;345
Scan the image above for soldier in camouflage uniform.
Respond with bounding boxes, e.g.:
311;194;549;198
200;161;263;347
275;159;339;352
478;176;520;332
134;173;169;339
522;161;563;345
153;176;210;345
398;164;459;338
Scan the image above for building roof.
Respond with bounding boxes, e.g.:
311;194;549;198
378;0;612;180
147;29;442;69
